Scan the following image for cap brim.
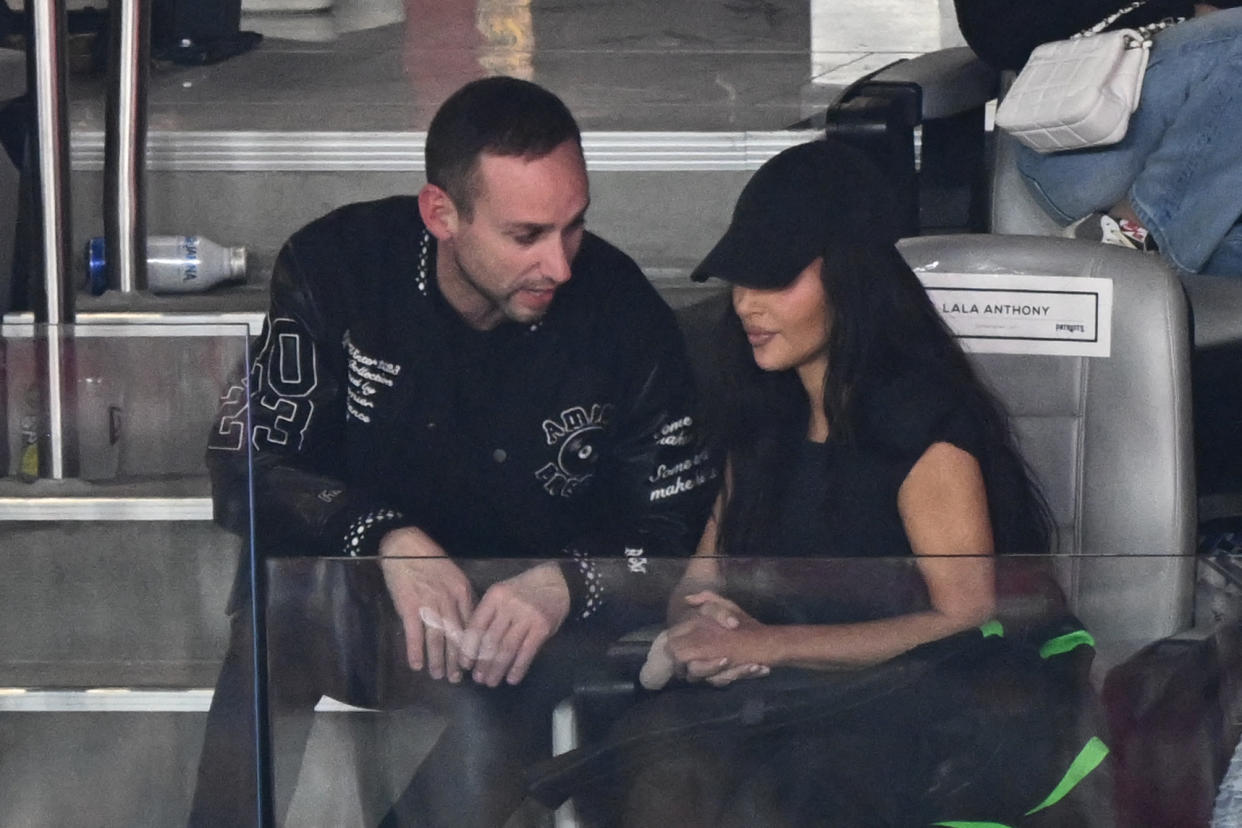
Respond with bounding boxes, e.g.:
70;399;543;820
690;223;816;289
690;233;740;283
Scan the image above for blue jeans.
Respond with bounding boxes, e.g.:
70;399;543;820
1015;8;1242;276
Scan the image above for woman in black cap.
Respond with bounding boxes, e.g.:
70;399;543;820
531;140;1110;826
648;141;1052;689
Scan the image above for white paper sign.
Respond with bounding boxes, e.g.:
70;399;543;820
916;271;1113;357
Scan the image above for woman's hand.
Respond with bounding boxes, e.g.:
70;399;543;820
677;591;770;685
683;590;754;630
696;660;771;688
639;591;771;689
639;624;771;689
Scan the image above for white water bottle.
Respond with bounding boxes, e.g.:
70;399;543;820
86;235;248;295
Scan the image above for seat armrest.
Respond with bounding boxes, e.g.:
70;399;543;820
1183;274;1242;350
871;46;998;120
565;625;661;743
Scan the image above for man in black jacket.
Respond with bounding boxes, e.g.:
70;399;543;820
190;76;714;827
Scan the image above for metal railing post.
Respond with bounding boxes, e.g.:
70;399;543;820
29;0;76;480
105;0;151;293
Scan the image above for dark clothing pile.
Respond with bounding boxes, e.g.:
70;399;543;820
954;0;1198;70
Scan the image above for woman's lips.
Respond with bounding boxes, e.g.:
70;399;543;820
744;327;774;347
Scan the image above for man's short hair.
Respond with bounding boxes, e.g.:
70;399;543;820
425;77;583;216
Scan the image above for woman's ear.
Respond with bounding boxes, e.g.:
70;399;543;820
418;183;460;241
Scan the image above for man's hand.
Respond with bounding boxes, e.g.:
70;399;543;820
459;563;570;687
379;527;475;683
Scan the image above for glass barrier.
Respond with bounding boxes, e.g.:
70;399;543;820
0;322;253;827
206;552;1242;828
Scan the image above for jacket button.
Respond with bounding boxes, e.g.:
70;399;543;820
493;449;507;463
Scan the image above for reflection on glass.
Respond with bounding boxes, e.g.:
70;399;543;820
249;554;1242;826
404;0;533;117
0;324;251;826
476;0;534;79
3;326;246;482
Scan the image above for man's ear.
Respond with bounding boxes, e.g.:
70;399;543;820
418;183;460;241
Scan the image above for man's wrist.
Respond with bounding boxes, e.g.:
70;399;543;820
377;525;445;559
559;550;603;622
344;507;404;557
531;562;572;625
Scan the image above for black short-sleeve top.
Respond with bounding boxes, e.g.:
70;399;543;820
775;372;987;561
723;372;988;625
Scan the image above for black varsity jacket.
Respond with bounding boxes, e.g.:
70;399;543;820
206;196;717;621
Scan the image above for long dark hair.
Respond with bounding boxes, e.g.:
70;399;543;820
710;240;1053;561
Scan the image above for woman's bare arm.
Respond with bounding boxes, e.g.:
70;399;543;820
665;442;997;671
665;492;727;625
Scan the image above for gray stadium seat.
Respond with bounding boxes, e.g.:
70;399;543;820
986;85;1242;352
899;234;1195;660
855;48;1242;351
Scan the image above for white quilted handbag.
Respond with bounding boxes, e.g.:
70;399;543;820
995;27;1151;152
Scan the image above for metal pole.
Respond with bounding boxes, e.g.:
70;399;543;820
105;0;151;293
244;379;275;827
29;0;76;480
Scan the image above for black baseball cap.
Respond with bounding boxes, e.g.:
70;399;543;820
691;139;901;288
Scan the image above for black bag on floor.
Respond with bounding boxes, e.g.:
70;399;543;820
531;616;1114;828
1103;620;1242;827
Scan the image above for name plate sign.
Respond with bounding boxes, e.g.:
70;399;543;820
916;272;1113;357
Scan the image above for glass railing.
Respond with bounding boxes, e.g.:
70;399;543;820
205;552;1242;828
2;325;1238;827
1;320;252;484
0;322;252;827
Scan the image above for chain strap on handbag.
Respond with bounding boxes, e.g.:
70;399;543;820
1074;1;1185;50
1076;0;1149;37
995;1;1187;151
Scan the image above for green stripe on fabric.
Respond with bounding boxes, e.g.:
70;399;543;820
932;822;1013;828
1024;737;1110;816
1038;630;1096;659
979;620;1005;639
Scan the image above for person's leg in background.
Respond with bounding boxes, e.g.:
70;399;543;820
1201;222;1242;276
188;604;321;826
1128;8;1242;275
1014;8;1242;275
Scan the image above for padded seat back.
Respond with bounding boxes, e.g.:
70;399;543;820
899;234;1195;663
990;118;1064;237
989;73;1242;351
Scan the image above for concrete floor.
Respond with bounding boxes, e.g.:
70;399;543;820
57;0;967;132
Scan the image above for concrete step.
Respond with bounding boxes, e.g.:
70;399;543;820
52;130;817;303
1;323;250;482
0;518;237;687
0;692;442;827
